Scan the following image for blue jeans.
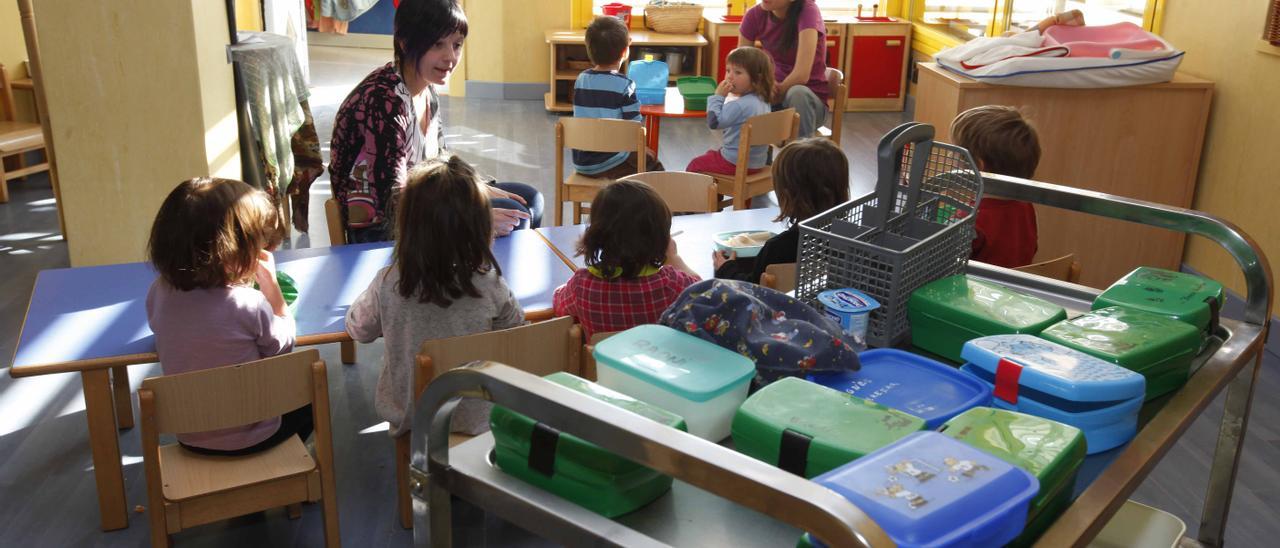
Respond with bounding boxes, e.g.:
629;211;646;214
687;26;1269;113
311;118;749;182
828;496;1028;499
348;181;544;243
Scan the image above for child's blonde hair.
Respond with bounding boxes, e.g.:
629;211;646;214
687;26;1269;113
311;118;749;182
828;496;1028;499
772;138;850;224
393;156;498;306
148;178;284;291
726;46;775;100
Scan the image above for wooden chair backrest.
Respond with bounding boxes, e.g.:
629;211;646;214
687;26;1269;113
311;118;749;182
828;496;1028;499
825;68;846;143
142;349;322;435
557;117;646;154
760;262;798;293
324;198;346;245
417;316;582;383
619;171;718;213
0;63;14;122
1014;253;1082;283
744;108;800;148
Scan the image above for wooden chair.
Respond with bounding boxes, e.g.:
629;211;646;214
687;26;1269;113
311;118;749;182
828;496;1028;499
138;349;339;547
392;316;582;528
817;68;847;146
0;63;50;203
554;117;646;225
619;171;718;213
323;198;357;365
580;330;620;382
1014;253;1082;283
759;262;797;293
705;109;799;211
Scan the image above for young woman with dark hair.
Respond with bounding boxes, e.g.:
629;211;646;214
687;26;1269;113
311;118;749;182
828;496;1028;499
738;0;831;138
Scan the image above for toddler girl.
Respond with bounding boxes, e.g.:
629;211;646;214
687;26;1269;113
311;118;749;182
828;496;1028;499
146;177;306;455
714;138;850;282
553;180;700;338
346;156;525;436
686;46;776;176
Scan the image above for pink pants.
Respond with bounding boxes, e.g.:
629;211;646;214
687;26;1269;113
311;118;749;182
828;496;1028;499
686;149;764;176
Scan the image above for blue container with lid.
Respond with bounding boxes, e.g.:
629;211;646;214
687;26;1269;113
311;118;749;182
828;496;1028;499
806;431;1038;548
628;59;668;105
807;349;991;429
959;334;1145;454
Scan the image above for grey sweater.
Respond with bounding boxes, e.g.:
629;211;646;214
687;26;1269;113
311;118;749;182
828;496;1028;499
346;266;524;436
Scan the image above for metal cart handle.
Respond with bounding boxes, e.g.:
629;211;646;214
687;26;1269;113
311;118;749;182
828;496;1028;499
411;362;895;548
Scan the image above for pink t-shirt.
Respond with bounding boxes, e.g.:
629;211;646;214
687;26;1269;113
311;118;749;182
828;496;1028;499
739;0;829;101
146;280;296;451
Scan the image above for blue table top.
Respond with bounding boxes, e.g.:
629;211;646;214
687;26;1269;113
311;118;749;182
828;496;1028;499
11;229;569;371
536;207;790;280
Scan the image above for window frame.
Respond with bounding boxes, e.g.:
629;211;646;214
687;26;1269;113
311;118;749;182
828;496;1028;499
906;0;1164;55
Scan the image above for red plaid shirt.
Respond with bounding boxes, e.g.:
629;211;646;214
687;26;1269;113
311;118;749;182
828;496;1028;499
553;266;700;339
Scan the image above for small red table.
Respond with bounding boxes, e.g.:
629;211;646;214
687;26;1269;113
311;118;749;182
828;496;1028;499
640;87;706;156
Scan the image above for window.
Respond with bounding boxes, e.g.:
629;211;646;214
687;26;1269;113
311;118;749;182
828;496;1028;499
1006;0;1147;34
912;1;999;42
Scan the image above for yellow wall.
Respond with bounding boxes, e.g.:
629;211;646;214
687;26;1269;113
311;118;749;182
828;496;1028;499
1164;0;1280;315
0;0;36;122
464;0;571;83
35;0;239;266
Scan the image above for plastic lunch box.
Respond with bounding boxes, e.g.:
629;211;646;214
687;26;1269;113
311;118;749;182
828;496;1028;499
959;334;1145;454
806;431;1039;548
593;324;755;441
676;76;715;110
489;372;687;517
629;59;668;105
941;407;1086;546
807;349;992;429
732;377;925;478
1093;266;1225;335
908;275;1067;363
1039;306;1201;401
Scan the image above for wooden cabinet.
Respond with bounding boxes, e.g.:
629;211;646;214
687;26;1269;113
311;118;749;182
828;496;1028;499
702;13;845;82
544;29;707;113
842;17;911;111
913;63;1214;287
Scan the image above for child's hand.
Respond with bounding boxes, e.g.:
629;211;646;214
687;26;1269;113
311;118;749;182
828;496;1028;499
486;185;527;206
712;249;737;269
715;78;733;97
492;208;531;237
666;237;701;280
255;250;288;317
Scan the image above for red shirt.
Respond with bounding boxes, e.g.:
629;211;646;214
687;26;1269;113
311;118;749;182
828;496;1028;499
553;266;700;339
972;197;1038;268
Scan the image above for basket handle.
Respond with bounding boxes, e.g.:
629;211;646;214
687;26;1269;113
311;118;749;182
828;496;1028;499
872;122;936;229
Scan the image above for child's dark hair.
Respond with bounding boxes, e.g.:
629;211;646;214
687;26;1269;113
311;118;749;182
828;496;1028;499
148;178;285;291
950;105;1041;179
726;46;776;100
585;15;630;66
394;0;469;71
577;180;671;279
394;156;498;307
773;138;850;224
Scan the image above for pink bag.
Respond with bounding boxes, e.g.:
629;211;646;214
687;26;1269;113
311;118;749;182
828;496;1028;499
1042;22;1167;58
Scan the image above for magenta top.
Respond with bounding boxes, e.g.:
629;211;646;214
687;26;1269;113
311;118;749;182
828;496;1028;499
739;0;829;101
146;281;296;451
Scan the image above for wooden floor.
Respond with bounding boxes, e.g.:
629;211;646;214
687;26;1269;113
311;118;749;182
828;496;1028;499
0;45;1276;546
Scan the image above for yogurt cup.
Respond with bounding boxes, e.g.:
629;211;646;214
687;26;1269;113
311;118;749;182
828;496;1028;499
818;289;880;345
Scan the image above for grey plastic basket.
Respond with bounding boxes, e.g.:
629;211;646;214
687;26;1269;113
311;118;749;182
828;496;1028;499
796;123;982;348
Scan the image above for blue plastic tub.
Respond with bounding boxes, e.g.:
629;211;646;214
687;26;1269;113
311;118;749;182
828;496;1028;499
628;60;668;105
959;334;1146;454
808;431;1038;548
807;349;991;429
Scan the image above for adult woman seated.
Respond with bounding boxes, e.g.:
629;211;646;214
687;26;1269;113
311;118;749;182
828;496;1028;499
328;0;544;243
740;0;830;138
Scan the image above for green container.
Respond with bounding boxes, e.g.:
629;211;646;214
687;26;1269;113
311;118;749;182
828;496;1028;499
908;275;1068;363
1040;306;1202;401
1094;266;1225;334
731;377;925;478
490;372;687;517
676;76;715;111
941;407;1085;547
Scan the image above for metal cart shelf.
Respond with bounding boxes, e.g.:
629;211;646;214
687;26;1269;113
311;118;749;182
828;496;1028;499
410;173;1271;547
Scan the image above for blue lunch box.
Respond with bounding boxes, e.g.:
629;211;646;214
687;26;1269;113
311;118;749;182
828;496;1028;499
807;431;1038;548
959;334;1145;454
628;59;668;105
807;349;992;429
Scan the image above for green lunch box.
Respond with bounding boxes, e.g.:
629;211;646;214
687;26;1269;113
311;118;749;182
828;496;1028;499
941;407;1085;547
490;372;687;517
908;275;1068;363
731;377;925;478
1094;266;1225;335
1040;306;1202;401
676;76;715;111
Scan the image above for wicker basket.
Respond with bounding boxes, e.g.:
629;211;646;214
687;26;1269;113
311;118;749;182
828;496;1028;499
644;3;703;34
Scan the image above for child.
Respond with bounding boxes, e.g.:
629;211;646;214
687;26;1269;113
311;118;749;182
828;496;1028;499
950;105;1040;268
573;15;663;179
714;138;850;282
686;46;775;176
145;177;307;455
346;156;524;436
553;180;700;338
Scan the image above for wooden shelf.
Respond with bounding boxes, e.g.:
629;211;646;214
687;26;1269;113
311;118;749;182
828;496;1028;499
546;28;705;113
544;92;572;113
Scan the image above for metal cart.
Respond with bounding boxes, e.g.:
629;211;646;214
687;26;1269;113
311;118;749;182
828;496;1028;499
409;173;1272;547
